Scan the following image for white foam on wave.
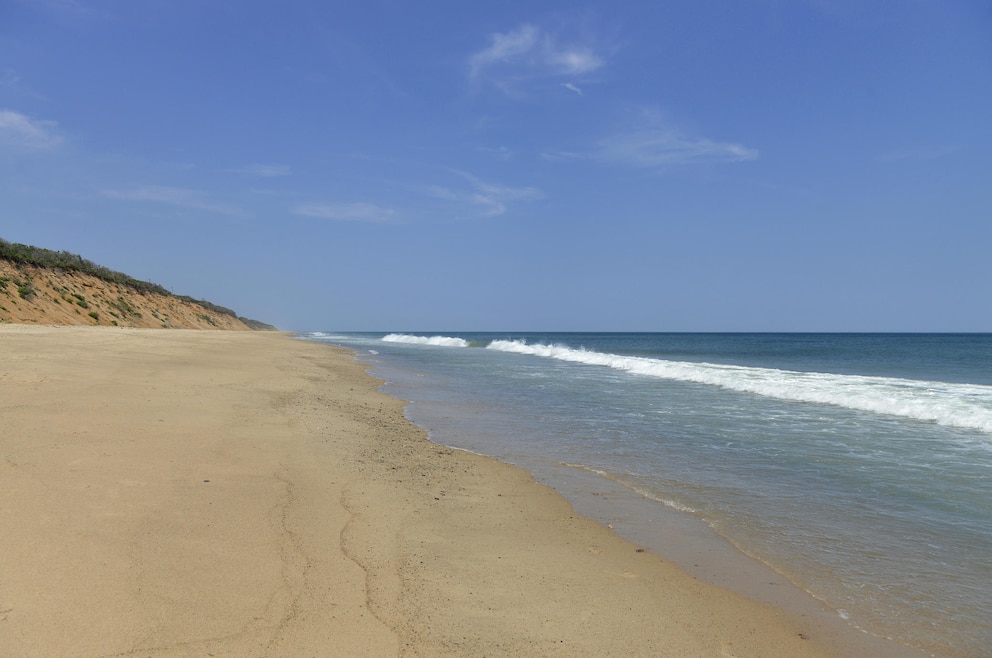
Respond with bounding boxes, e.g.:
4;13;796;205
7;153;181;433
382;333;470;348
486;339;992;435
303;331;351;340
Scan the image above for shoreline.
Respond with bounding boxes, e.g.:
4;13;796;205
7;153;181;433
509;459;918;656
354;343;927;658
1;326;918;656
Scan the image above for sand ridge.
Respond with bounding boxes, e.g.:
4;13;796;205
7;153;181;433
0;260;256;329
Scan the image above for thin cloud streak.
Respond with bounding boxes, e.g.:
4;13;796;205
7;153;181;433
427;171;541;218
0;109;63;150
234;163;292;178
101;185;243;216
597;130;759;167
545;129;758;170
294;202;397;223
476;145;514;160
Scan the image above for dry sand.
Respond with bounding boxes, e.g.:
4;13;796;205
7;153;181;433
0;326;903;656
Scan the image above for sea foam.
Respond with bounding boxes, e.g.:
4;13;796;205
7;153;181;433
382;333;470;347
373;334;992;434
485;339;992;435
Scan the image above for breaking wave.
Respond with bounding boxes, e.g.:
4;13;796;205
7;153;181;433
485;339;992;435
382;333;470;347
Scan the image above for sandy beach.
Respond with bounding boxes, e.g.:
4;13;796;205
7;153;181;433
1;326;904;656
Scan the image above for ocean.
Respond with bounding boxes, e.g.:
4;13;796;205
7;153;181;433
303;332;992;657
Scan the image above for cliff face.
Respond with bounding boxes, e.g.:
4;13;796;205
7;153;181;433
0;260;258;330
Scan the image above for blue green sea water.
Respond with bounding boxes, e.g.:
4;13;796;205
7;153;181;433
304;332;992;657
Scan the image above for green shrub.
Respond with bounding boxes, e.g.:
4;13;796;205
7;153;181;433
17;281;35;300
110;296;141;317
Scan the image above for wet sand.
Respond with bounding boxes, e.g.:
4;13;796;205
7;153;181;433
0;326;900;656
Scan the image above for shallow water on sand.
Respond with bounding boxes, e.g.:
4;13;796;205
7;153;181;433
306;332;992;657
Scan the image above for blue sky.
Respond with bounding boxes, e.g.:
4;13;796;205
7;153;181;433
2;1;990;331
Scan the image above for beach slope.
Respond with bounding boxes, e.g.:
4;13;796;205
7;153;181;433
1;326;845;656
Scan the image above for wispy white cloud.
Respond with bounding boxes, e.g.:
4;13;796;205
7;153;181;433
0;109;63;150
469;23;605;94
469;24;541;77
595;130;759;168
426;171;541;218
561;82;583;96
547;49;602;76
233;163;292;178
543;109;758;170
541;107;760;171
294;202;397;223
101;185;243;216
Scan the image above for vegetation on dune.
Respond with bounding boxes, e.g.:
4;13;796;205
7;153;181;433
239;317;278;331
0;238;172;296
0;238;277;330
176;295;236;319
